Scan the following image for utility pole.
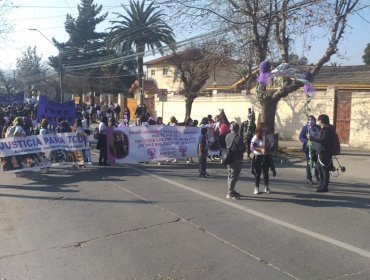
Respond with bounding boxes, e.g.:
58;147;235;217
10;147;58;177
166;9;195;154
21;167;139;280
28;28;64;103
141;75;145;106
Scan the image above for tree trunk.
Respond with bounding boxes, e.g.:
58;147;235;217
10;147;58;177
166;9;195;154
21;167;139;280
185;96;195;118
136;44;145;80
260;97;278;133
137;55;144;81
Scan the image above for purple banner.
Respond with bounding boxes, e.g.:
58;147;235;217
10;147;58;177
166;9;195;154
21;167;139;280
0;92;25;105
37;96;76;127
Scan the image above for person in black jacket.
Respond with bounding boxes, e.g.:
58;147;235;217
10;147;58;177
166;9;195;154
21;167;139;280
225;122;246;199
198;127;209;178
310;114;333;192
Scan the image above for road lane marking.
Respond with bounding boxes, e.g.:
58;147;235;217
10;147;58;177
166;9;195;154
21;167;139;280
130;166;370;260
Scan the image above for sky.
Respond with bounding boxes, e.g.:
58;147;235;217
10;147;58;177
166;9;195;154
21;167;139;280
0;0;369;72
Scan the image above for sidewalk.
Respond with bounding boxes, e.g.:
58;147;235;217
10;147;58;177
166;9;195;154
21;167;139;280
279;140;370;156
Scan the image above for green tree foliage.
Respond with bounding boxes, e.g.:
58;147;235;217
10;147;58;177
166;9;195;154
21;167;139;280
109;0;175;90
363;43;370;65
49;0;136;102
16;46;46;98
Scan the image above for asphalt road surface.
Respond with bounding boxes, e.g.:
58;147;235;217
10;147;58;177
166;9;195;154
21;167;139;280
1;151;370;280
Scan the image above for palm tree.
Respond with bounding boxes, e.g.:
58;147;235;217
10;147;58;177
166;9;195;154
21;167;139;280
109;0;175;91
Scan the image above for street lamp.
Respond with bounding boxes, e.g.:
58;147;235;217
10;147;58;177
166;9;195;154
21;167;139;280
28;28;64;103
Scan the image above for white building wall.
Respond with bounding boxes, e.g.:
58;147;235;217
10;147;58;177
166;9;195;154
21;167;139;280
154;89;339;142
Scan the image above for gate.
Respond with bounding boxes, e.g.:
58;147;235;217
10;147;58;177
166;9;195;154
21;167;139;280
334;91;351;144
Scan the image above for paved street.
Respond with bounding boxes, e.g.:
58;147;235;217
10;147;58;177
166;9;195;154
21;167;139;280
1;146;370;280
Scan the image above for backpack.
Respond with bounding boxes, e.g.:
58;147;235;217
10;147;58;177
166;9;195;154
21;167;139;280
93;127;99;140
329;125;341;156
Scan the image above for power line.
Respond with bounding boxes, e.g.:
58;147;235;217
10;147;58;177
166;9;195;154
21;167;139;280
18;22;177;58
8;6;122;22
63;29;225;72
10;5;123;9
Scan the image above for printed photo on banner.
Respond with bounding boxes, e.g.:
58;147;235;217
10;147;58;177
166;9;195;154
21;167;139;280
1;153;51;173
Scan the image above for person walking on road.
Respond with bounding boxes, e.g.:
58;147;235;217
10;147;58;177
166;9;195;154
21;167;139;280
310;114;333;192
225;123;246;199
198;127;209;178
251;122;272;195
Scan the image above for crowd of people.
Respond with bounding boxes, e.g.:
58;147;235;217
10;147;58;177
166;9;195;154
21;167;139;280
1;100;335;197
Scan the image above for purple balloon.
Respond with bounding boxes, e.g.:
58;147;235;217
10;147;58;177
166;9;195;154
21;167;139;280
259;61;271;73
257;61;272;85
304;84;315;95
257;73;270;85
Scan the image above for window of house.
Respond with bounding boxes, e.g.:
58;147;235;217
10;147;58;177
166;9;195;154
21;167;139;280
162;68;169;76
150;69;155;76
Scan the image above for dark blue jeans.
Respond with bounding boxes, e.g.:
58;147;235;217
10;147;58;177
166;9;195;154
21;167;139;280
254;155;269;188
198;154;207;176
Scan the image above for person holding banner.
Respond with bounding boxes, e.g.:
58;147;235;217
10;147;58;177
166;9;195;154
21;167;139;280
39;119;51;135
36;119;52;173
5;117;27;177
123;107;131;124
56;118;72;133
97;116;109;166
73;118;89;168
156;117;163;125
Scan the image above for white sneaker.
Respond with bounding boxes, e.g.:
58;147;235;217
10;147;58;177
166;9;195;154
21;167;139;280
264;186;271;194
254;187;260;195
226;194;240;200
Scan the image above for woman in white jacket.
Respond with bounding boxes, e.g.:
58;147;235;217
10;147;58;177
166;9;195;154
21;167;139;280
251;122;271;195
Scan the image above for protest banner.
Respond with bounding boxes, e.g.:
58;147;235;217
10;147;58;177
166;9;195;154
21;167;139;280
37;96;76;127
107;125;201;164
0;133;91;172
0;92;25;105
